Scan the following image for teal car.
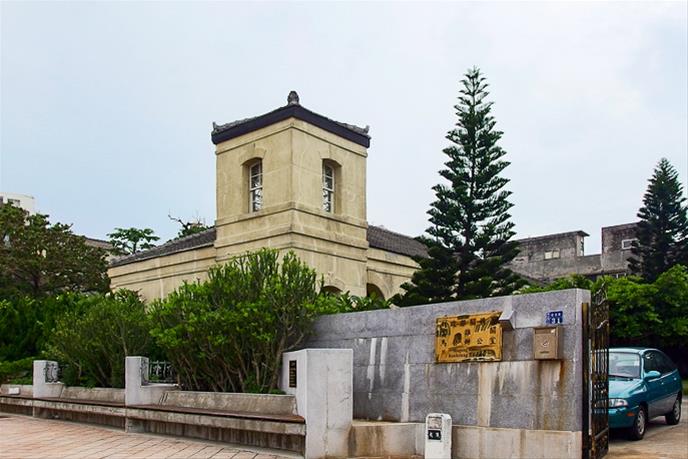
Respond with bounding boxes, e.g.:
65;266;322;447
608;348;682;440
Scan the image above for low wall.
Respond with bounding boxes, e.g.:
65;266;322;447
308;289;589;458
58;387;124;403
0;384;32;397
159;391;297;415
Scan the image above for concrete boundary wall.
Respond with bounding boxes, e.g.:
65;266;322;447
307;289;589;458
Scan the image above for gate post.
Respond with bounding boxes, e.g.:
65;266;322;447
281;349;353;459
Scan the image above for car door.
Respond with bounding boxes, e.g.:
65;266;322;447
642;351;665;418
655;351;681;413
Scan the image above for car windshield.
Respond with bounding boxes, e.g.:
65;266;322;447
609;352;641;379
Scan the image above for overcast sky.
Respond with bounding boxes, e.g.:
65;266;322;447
1;1;686;254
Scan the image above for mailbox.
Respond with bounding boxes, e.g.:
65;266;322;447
533;326;561;360
425;413;452;458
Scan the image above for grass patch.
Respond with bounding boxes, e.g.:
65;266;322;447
683;379;687;396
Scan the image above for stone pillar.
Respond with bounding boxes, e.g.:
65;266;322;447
281;349;353;459
124;356;177;433
32;360;64;399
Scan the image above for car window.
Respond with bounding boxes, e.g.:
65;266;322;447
610;352;640;378
643;351;660;373
656;352;676;374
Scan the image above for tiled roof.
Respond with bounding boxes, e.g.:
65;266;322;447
109;224;426;268
211;91;371;148
366;225;428;258
109;228;217;267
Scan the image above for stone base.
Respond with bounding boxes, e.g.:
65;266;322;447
348;420;582;459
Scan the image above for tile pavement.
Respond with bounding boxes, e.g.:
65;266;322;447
0;415;298;459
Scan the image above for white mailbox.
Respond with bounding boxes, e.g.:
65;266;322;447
425;413;452;458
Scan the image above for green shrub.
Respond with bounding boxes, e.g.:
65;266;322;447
0;293;83;363
45;290;154;388
0;357;34;384
150;249;336;393
320;291;391;313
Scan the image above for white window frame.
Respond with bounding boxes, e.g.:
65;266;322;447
621;238;636;250
249;161;263;212
544;249;560;260
322;164;335;213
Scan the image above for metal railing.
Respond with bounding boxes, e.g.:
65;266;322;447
148;361;176;384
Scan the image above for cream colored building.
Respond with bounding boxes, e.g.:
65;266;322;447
108;92;426;301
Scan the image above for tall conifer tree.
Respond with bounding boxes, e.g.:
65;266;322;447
629;158;688;282
396;67;522;305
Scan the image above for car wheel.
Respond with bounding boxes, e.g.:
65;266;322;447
665;395;681;425
628;405;647;441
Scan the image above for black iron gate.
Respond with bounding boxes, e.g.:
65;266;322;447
582;288;610;459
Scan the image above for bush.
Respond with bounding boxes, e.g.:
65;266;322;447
0;294;81;363
320;291;391;313
519;266;688;377
45;290;154;388
150;249;335;393
0;357;34;384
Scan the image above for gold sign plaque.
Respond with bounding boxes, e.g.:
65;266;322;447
435;311;503;363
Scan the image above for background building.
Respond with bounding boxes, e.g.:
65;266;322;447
0;192;35;214
508;223;638;283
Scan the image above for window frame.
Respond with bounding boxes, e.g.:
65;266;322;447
248;160;263;212
621;238;637;250
322;163;335;213
544;249;560;260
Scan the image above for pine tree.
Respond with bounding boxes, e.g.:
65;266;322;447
396;67;523;304
629;158;688;282
393;238;458;306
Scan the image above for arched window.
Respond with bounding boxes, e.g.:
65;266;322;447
322;285;342;295
322;163;335;213
366;284;385;300
249;160;263;212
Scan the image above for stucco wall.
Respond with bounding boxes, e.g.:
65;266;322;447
211;118;371;297
108;241;417;302
306;289;588;433
108;246;215;300
601;223;638;275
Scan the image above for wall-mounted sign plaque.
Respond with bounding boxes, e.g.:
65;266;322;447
545;310;564;325
435;311;503;363
288;360;297;388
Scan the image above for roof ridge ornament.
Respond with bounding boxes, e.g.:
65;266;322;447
287;90;300;106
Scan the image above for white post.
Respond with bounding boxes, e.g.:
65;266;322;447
425;413;452;459
125;356;176;406
32;360;64;399
125;356;177;433
281;349;353;459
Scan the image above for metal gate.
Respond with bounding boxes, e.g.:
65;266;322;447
582;288;610;459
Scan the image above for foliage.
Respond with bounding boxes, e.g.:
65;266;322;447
45;290;154;388
0;357;34;384
0;204;109;297
520;266;688;350
150;249;336;393
392;238;458;306
629;158;688;282
322;290;391;313
518;274;593;294
0;294;83;362
168;213;210;239
397;67;523;305
107;227;159;256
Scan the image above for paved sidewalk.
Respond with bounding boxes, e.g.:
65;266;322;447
0;415;298;459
